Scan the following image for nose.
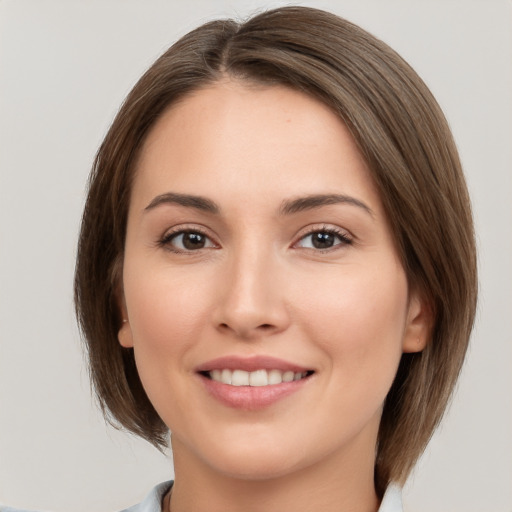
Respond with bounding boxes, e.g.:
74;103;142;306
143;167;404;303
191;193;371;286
213;248;291;340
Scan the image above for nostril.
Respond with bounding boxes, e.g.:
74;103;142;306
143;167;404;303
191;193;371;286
216;322;276;336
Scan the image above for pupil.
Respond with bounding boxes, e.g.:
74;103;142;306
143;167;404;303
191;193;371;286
183;232;205;250
312;232;334;249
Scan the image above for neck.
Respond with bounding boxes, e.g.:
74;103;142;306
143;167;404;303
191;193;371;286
167;436;380;512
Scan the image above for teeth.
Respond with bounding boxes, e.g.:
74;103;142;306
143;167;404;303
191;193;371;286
208;369;309;386
268;369;283;385
249;369;268;387
282;371;295;382
232;370;249;386
221;369;232;385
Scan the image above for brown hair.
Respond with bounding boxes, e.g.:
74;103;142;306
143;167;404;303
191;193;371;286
74;6;477;494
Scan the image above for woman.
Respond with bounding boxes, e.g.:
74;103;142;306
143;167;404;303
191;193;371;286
7;5;477;512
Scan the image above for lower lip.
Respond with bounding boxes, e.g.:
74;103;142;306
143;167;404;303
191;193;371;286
199;374;309;411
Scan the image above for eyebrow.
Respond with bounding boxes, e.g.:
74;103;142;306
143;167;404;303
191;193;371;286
144;192;373;218
144;192;220;214
279;194;374;218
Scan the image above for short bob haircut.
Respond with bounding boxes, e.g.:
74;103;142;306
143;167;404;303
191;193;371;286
75;6;477;496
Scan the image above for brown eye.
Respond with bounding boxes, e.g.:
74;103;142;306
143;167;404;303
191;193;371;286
164;230;215;251
311;232;336;249
182;232;206;250
296;229;352;250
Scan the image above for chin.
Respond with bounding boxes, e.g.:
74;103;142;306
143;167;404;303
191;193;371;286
180;432;308;482
211;454;304;482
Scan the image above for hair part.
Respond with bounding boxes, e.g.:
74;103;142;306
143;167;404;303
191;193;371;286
74;6;477;494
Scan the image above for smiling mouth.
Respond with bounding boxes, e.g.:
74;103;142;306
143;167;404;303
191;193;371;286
201;369;314;387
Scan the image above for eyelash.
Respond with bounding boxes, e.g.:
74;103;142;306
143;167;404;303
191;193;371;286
157;225;353;254
157;226;214;254
295;225;353;252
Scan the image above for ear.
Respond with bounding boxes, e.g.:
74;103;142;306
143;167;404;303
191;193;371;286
116;282;134;349
402;290;433;354
118;306;134;348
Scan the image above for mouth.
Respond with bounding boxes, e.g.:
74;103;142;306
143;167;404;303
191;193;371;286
200;368;313;387
195;356;314;410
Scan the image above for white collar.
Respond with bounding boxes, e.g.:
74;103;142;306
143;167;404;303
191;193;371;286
124;481;403;512
378;483;403;512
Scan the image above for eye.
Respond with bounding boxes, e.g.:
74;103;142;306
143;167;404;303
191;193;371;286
160;230;216;252
295;228;352;250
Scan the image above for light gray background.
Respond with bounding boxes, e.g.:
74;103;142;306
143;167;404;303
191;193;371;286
0;1;511;511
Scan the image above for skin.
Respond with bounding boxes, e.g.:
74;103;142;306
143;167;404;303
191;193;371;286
118;80;429;512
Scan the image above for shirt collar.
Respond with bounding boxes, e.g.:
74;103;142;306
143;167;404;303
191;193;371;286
378;483;403;512
124;481;403;512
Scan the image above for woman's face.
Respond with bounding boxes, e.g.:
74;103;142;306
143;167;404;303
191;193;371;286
119;81;427;481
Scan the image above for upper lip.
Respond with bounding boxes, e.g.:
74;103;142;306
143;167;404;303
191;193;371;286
195;355;312;373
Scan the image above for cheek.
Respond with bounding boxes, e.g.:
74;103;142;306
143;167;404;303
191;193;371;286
121;264;218;425
295;261;408;379
123;263;213;364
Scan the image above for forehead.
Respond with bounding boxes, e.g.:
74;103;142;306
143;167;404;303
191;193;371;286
132;80;382;216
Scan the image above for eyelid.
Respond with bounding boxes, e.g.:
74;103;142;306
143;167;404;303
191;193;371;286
292;224;354;250
157;224;219;251
156;223;353;253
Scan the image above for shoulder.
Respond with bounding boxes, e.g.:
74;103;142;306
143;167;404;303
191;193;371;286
119;481;173;512
2;481;397;512
0;481;174;512
1;508;39;512
378;483;403;512
1;507;41;512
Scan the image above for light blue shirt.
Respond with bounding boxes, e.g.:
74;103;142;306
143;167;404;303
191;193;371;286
1;481;403;512
122;481;404;512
